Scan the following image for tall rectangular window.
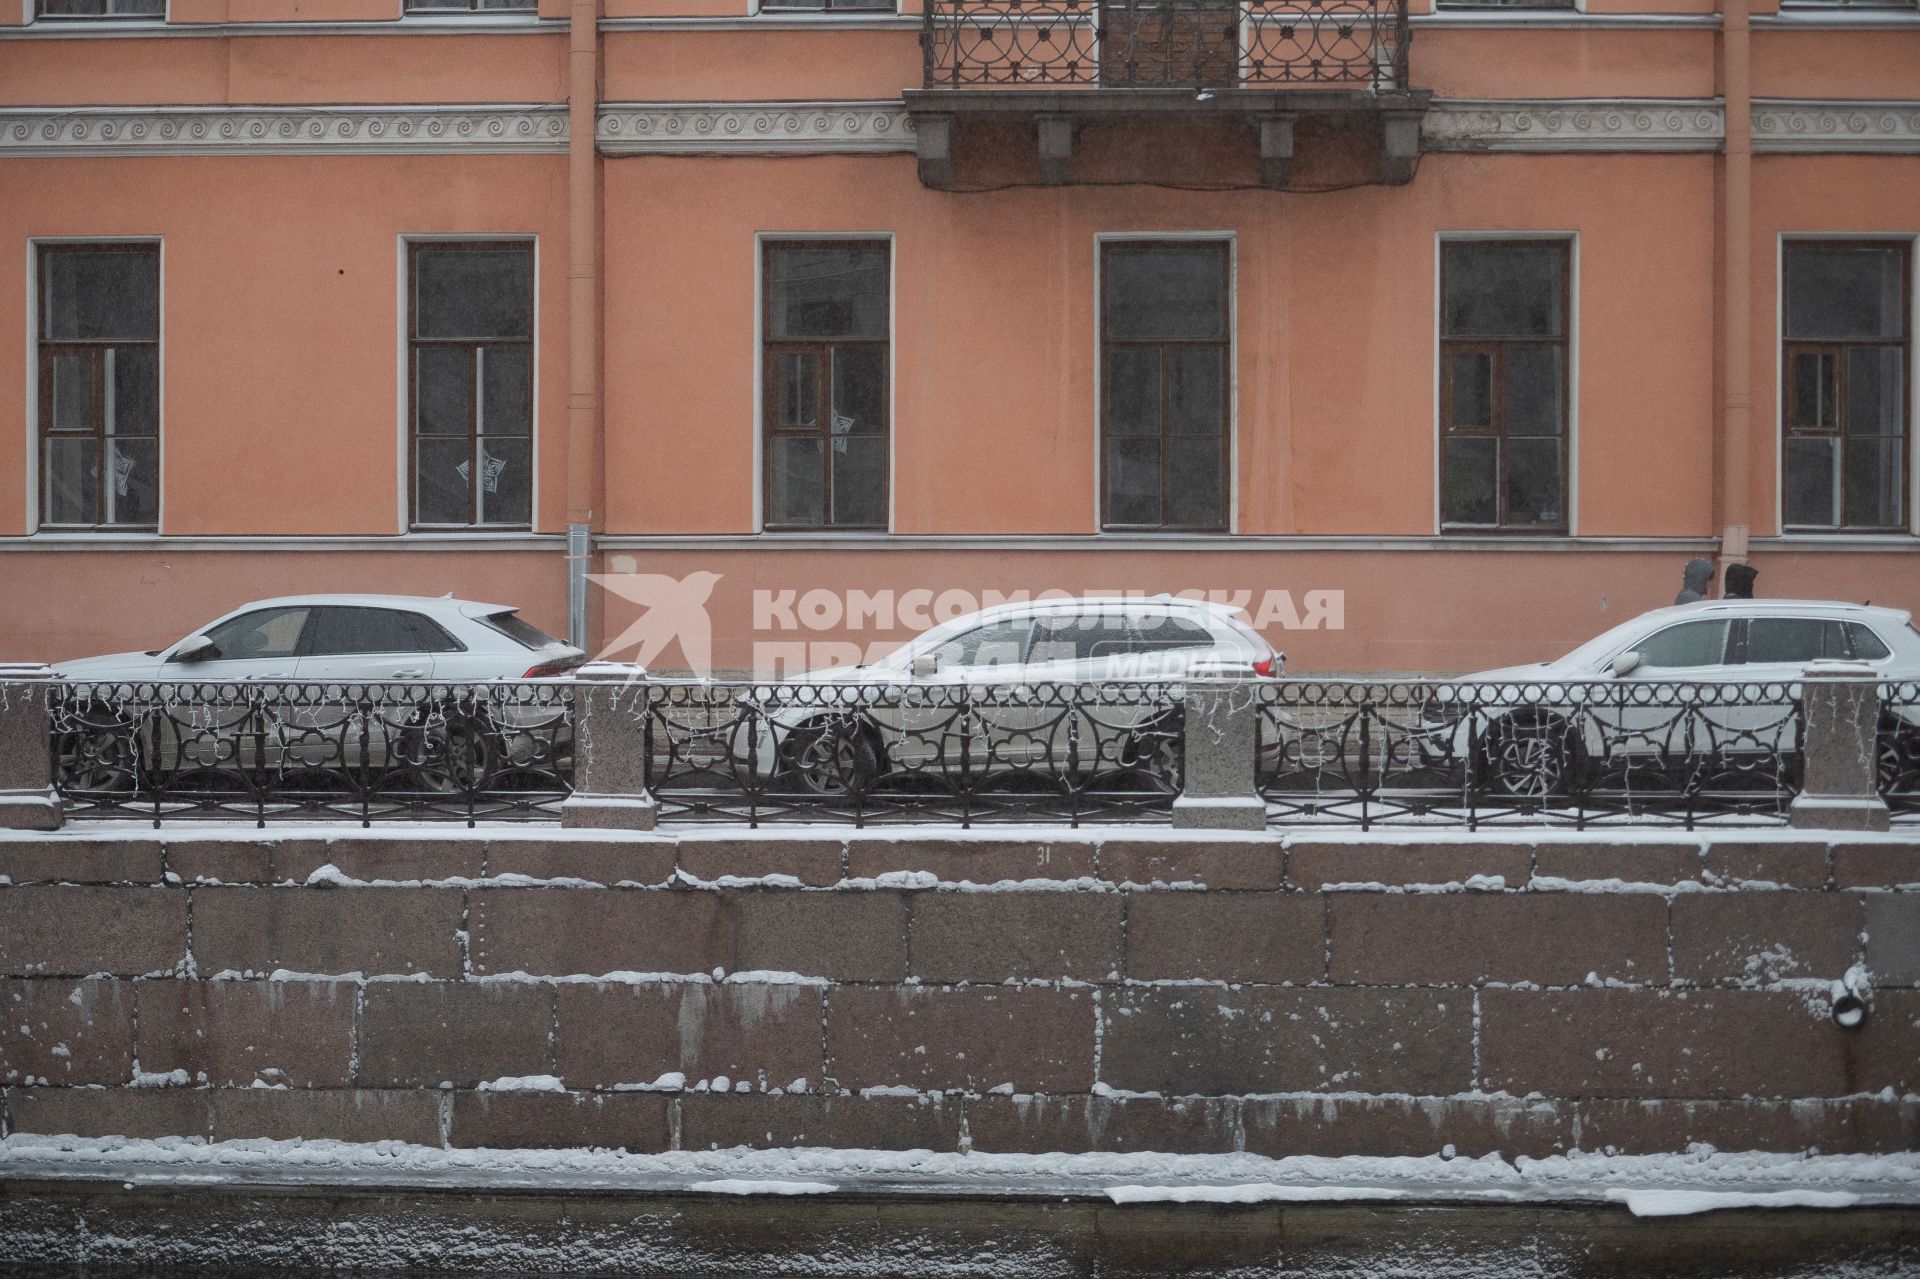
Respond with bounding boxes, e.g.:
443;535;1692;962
1782;241;1910;532
1440;240;1570;531
37;244;160;530
409;241;534;529
762;241;890;531
1101;241;1230;532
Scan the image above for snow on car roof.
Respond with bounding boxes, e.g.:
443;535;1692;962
233;594;518;615
1650;598;1911;623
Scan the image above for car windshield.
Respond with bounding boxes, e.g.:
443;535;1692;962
1553;615;1685;670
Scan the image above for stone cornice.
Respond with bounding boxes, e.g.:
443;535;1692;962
1423;99;1724;152
597;101;914;155
1751;100;1920;153
0;104;568;157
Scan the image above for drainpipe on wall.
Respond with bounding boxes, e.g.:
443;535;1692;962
1716;0;1753;586
565;0;603;652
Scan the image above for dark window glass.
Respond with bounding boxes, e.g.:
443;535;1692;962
932;619;1032;668
1635;620;1731;669
763;242;889;531
1847;623;1893;661
402;614;466;653
306;608;430;657
1745;617;1844;664
36;0;165;17
1127;614;1215;652
1781;242;1909;532
409;242;534;528
1101;242;1230;531
37;244;160;530
201;608;311;661
478;611;562;651
757;0;893;10
406;0;536;9
1440;241;1570;531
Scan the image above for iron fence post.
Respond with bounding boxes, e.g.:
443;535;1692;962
1789;662;1891;832
1171;678;1266;830
2;679;61;831
560;668;658;831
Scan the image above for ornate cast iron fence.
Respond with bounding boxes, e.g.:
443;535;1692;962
645;679;1183;826
1883;680;1920;818
922;0;1411;91
1257;679;1806;829
49;680;574;826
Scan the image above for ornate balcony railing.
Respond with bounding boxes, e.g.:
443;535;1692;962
921;0;1411;92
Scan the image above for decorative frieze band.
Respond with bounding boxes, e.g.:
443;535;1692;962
2;98;1917;159
596;102;914;155
0;105;568;157
1423;99;1724;152
1751;100;1920;153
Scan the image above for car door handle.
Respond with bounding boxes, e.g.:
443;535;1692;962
390;668;426;679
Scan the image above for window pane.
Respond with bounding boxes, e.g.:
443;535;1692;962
42;248;158;341
307;607;427;657
479;436;531;525
1635;620;1730;669
481;345;531;436
1448;352;1492;429
1844;437;1903;529
43;437;98;525
1506;345;1562;436
1106;348;1161;437
1167;434;1223;527
832;346;886;434
204;607;310;661
1788;351;1837;430
1505;437;1564;526
49;354;93;433
1442;436;1498;525
1443;243;1564;339
1847;623;1893;661
1129;614;1214;653
767;246;887;340
1747;618;1842;664
1847;347;1903;438
776;353;819;430
109;437;157;526
1104;245;1226;341
414;247;532;340
1167;346;1222;436
38;0;167;12
416;437;471;524
110;345;158;437
830;435;887;527
933;619;1032;668
417;347;472;437
1107;436;1162;525
769;436;825;526
1783;436;1839;527
1785;245;1906;341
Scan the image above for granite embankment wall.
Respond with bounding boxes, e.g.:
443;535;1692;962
1;831;1917;1157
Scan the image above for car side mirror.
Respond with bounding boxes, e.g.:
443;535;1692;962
170;635;217;663
911;652;939;678
1610;651;1642;678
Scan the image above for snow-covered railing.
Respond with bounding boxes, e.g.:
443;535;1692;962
0;671;1910;831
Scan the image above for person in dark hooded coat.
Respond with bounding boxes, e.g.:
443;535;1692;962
1674;558;1713;605
1724;563;1758;599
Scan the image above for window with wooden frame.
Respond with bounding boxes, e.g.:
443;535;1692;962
762;241;890;531
409;241;534;529
36;244;160;530
36;1;165;18
404;0;534;12
1440;239;1570;531
1781;240;1910;532
1101;241;1231;532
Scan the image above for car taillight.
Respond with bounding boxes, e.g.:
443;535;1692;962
523;656;585;678
1252;656;1278;677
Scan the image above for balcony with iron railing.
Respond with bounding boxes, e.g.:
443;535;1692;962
906;0;1428;189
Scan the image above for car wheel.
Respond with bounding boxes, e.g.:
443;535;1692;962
1119;709;1183;793
1876;713;1920;797
784;717;879;798
401;705;499;795
1480;713;1580;800
53;698;139;794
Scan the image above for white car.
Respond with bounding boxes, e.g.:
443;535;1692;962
1434;599;1920;793
52;594;584;683
724;596;1281;794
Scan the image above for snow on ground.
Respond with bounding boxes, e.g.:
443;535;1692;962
2;1137;1917;1219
